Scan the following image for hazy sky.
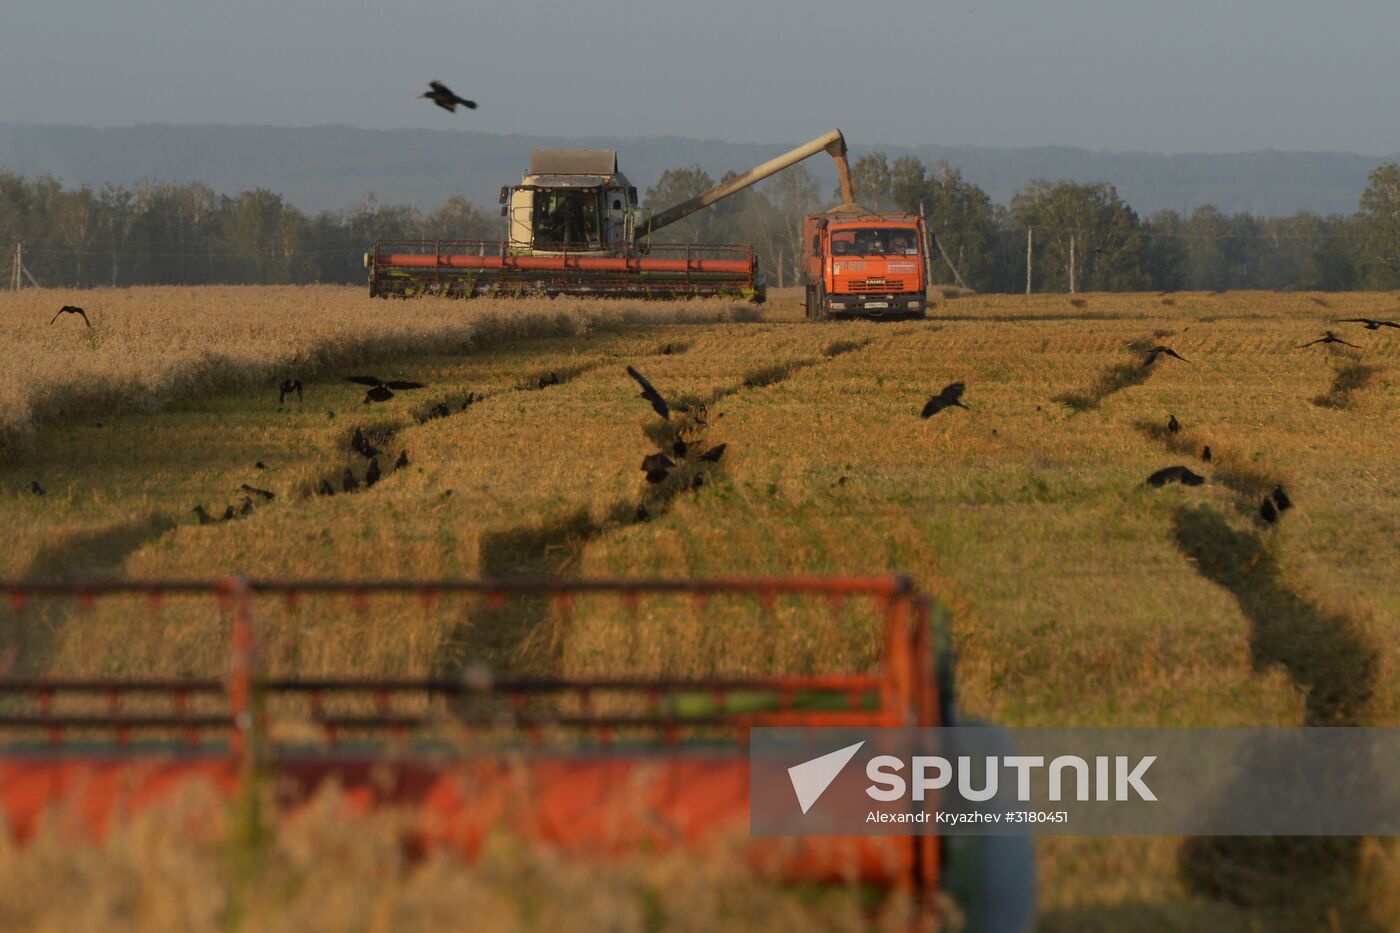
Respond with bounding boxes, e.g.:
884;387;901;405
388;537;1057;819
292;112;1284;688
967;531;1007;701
4;0;1398;154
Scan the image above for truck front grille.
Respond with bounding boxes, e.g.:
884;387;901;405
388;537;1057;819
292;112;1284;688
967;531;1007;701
849;278;906;292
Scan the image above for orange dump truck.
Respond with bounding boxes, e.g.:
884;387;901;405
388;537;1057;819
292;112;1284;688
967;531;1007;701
803;209;929;320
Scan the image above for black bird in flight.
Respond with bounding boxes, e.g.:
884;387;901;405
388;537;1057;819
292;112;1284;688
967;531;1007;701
1146;466;1206;487
240;483;275;500
700;443;727;464
342;468;359;492
645;470;670;484
420;80;477;113
1143;346;1189;366
1298;331;1359;349
193;504;213;525
1272;484;1293;512
642;453;676;474
1202;445;1212;462
1168;414;1181;434
395;450;409;470
626;366;670;419
1338;318;1399;330
346;375;425;404
921;382;967;418
1260;497;1279;524
278;379;303;404
351;427;380;459
318;479;336;497
365;457;382;488
672;437;689;458
50;305;91;327
30;480;45;496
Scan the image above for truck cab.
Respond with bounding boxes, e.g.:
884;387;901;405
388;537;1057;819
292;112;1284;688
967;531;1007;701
803;211;928;320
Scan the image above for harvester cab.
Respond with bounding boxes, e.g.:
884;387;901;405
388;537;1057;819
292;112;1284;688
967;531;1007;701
503;148;638;254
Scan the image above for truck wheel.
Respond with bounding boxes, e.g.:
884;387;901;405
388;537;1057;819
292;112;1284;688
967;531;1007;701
811;286;828;322
804;286;816;320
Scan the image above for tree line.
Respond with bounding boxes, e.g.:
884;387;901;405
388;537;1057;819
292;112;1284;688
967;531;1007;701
4;159;1399;292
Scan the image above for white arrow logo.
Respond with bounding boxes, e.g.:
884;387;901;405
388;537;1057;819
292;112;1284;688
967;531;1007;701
787;741;865;814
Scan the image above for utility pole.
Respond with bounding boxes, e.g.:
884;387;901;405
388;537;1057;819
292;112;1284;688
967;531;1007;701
1025;227;1033;295
1069;232;1076;294
922;200;968;291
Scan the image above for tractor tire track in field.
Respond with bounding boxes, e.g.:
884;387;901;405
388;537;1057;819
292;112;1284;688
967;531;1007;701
3;514;176;676
1053;335;1170;411
431;338;874;675
1135;413;1379;918
1311;362;1380;410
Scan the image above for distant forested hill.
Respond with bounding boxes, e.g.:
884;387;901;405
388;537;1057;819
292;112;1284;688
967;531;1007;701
0;122;1392;217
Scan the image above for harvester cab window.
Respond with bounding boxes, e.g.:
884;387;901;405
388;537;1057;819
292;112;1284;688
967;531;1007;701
532;190;603;249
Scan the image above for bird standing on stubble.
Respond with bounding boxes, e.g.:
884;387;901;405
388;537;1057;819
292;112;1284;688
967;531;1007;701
193;505;213;525
1168;414;1181;434
278;379;303;404
1202;445;1212;462
1272;484;1293;512
365;457;382;488
343;469;359;493
1260;497;1279;524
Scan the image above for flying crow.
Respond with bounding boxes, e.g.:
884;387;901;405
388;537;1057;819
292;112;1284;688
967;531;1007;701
346;375;425;404
1338;318;1399;330
700;443;727;464
1143;346;1189;366
1146;466;1206;487
1298;331;1359;349
421;80;476;113
240;483;275;500
921;382;967;418
278;379;303;404
626;366;671;419
50;305;91;327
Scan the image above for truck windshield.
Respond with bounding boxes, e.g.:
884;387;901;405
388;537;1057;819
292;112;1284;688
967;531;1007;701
830;228;920;257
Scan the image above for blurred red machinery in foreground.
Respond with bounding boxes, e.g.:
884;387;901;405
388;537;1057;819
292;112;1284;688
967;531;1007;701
0;576;959;903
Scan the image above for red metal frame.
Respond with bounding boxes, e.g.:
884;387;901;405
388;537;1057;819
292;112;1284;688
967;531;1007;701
0;575;946;896
368;239;764;300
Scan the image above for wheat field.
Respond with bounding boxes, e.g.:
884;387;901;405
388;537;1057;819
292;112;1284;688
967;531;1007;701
2;285;1399;930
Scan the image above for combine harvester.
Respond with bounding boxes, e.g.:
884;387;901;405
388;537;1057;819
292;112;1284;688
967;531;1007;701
0;575;1032;925
367;130;861;301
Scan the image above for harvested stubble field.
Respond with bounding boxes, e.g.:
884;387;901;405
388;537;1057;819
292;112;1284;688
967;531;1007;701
2;285;1399;931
